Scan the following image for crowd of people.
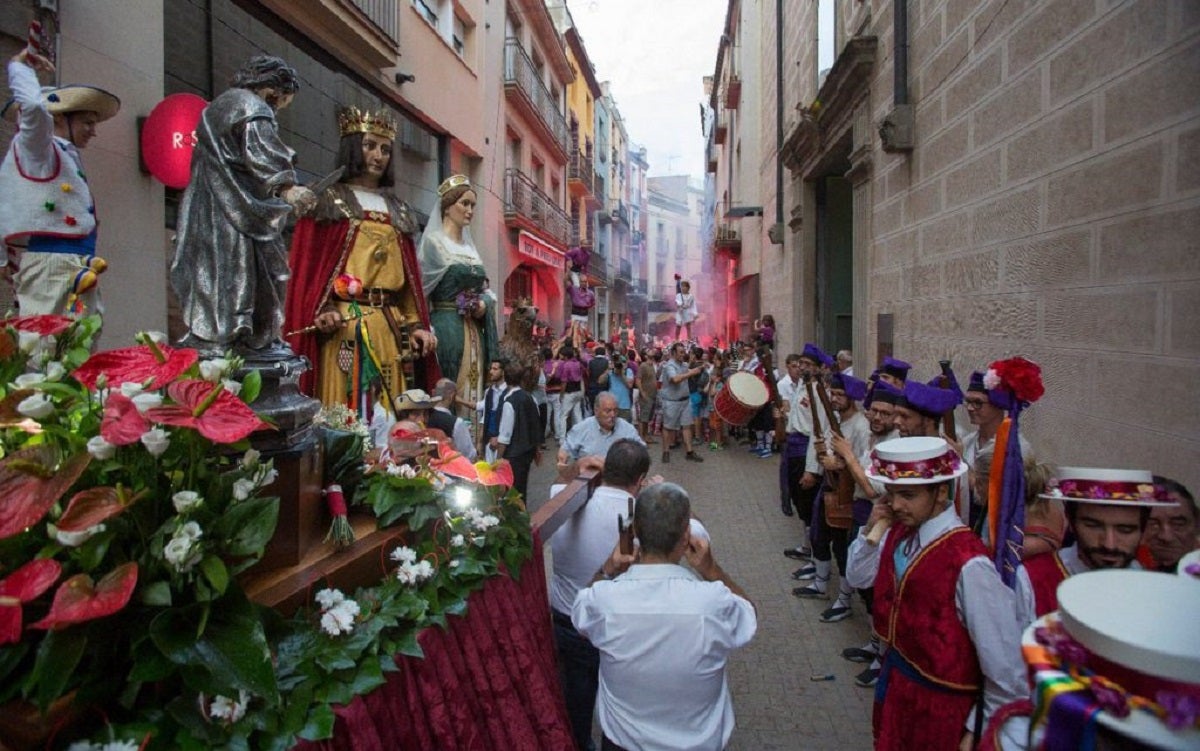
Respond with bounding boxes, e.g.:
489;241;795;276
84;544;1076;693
539;337;1197;751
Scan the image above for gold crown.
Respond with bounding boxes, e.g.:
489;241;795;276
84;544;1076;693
337;106;397;140
437;174;471;196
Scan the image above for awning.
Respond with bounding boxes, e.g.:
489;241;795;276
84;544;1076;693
515;230;565;267
724;205;763;219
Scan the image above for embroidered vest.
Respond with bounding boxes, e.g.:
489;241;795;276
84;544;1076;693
0;138;96;255
874;525;986;692
1023;551;1069;618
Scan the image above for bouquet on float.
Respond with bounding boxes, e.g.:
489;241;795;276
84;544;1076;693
0;315;279;743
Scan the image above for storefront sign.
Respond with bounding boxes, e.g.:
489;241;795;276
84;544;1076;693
140;93;207;189
516;230;564;267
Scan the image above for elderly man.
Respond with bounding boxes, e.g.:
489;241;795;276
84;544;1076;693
1;48;120;318
573;482;756;751
427;378;476;460
1145;475;1198;572
556;392;643;481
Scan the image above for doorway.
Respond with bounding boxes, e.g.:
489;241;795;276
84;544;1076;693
814;175;853;354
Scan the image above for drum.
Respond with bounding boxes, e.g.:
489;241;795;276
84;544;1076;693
714;371;769;427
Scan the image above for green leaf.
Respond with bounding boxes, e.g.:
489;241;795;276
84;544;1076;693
298;702;336;741
212;497;279;557
150;593;278;701
27;628;87;711
393;629;423;658
200;555;229;595
0;642;30;702
239;369;262;405
141;580;173;607
349;658;385;695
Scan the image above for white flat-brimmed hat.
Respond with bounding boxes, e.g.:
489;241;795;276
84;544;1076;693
2;84;121;123
1040;467;1176;507
865;436;968;485
394;389;435;413
1019;570;1200;750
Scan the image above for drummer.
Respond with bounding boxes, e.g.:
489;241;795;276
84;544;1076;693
741;344;778;458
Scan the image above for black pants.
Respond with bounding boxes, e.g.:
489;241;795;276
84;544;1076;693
553;611;599;751
601;736;630;751
811;492;850;573
508;450;534;502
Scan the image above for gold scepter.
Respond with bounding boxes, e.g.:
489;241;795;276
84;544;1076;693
285;308;377;337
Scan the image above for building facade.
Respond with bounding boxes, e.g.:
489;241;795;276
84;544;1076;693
647;176;710;342
709;0;1200;489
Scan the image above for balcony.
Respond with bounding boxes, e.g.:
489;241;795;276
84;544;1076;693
713;112;728;145
568;140;597;201
504;38;569;160
706;140;718;173
609;200;629;227
617;259;633;284
260;0;398;69
725;75;741;109
715;223;740;255
503;168;570;246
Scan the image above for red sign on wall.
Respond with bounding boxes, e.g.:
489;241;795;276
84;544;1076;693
140;93;207;189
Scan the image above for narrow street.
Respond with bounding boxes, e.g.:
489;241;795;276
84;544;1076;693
527;440;875;750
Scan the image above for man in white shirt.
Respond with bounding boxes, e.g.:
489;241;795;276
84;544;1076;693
573;482;756;751
549;439;650;751
556;392;644;481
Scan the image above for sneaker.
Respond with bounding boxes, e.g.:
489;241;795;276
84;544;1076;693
661;451;670;464
792;584;827;599
854;667;880;688
820;605;851;623
791;565;816;580
783;546;812;561
685;451;705;463
841;646;876;664
756;447;773;458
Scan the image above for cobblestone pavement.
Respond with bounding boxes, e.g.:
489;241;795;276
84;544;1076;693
526;436;876;751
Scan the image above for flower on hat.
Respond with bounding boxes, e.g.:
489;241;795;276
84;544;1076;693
986;357;1044;405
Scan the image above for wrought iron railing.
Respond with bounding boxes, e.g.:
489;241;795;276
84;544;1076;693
349;0;399;44
504;167;570;245
504;38;569;155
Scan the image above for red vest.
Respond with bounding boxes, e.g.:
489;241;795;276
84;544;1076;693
1023;550;1069;617
873;525;987;750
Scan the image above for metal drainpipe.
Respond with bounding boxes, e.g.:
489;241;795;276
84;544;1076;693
895;0;909;106
775;0;784;234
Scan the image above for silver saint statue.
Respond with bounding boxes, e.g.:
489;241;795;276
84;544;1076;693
170;55;315;357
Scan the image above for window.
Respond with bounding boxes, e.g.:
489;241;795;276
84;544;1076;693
413;0;438;25
504;267;534;307
817;0;837;87
452;15;466;56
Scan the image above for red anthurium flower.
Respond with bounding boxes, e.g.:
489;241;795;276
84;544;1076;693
4;314;73;337
100;392;150;446
474;460;514;488
57;486;140;533
430;440;478;482
30;561;137;631
0;559;62;645
0;447;90;540
145;380;268;443
73;344;198;390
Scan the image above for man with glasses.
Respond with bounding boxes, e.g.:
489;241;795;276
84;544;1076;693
961;370;1031;469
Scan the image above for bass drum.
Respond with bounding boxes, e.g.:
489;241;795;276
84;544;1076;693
714;371;769;427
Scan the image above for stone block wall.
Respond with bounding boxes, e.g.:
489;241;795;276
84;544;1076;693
865;0;1200;488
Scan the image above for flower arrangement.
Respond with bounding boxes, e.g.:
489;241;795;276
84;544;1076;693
0;315;534;748
982;356;1044;406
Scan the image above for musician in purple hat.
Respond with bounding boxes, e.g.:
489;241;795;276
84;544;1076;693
877;356;911;388
894;380;968;523
779;344;830;558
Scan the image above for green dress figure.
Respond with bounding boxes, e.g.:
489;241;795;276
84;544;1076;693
417;176;499;417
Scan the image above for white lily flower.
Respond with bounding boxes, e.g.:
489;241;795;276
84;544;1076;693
131;392;163;413
13;372;46;389
120;382;145;398
198;359;229;382
136;330;168;345
221;378;242;396
208;690;249;723
48;522;105;547
241;448;261;469
44;361;66;381
179;521;202;541
86;435;116;460
172;490;203;513
232;477;256;501
163;535;200;572
17;330;40;354
140;427;170;457
17;393;54;419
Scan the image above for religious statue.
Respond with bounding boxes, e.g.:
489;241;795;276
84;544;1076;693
416;175;498;415
170;55;316;357
284;106;439;424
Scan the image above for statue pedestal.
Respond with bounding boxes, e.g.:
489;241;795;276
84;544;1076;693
241;354;323;572
236;353;400;616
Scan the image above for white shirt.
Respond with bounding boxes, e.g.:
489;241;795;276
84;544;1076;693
846;506;1030;746
572;563;756;751
785;379;815;436
805;408;870;475
496;385;523;446
433;405;476;461
962;428;1032;469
